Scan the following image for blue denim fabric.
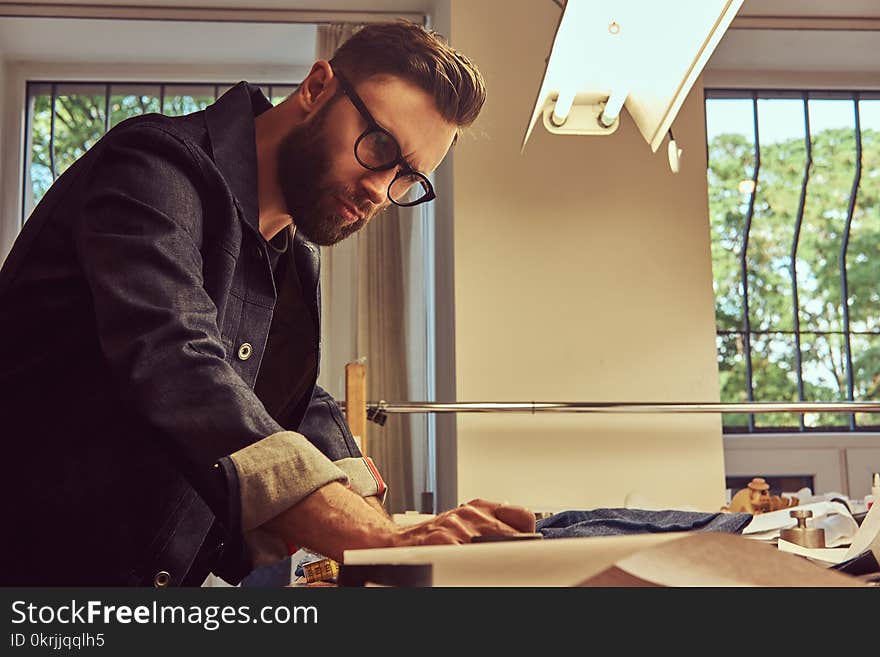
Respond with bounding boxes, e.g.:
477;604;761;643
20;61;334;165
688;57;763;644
240;558;293;588
536;508;753;538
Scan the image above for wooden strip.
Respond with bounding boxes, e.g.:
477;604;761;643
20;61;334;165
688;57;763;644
345;361;367;456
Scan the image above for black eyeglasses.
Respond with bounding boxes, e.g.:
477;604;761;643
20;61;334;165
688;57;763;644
335;72;436;207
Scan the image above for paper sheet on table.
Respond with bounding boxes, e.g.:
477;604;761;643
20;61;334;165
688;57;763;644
776;539;849;565
345;532;686;586
741;501;859;547
773;502;880;565
344;531;868;587
841;500;880;561
600;533;864;587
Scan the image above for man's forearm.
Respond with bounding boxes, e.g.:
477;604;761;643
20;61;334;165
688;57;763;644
263;481;396;562
364;493;388;518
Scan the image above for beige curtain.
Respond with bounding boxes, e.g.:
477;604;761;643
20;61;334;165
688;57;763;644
315;24;415;514
315;23;362;62
355;211;414;514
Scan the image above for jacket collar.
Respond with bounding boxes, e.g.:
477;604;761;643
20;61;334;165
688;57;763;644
204;82;272;233
292;228;320;311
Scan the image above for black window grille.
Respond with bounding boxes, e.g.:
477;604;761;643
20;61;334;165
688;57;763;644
705;90;880;433
22;81;299;224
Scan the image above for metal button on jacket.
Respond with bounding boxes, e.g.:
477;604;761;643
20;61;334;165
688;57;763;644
237;342;253;360
153;570;171;587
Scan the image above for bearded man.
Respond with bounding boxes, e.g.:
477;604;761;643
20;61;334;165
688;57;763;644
0;21;533;586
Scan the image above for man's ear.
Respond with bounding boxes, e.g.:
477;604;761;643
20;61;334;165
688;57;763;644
295;60;336;118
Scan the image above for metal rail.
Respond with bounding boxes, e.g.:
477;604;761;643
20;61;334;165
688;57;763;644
341;400;880;424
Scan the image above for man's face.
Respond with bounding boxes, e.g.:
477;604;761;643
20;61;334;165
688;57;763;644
277;74;458;246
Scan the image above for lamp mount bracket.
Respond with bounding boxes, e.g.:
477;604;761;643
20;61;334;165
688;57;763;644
541;97;619;136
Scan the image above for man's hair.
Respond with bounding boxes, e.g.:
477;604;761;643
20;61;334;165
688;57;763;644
328;20;486;131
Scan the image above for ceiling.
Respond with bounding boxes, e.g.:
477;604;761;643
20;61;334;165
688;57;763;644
739;0;880;18
9;0;877;17
0;0;431;65
706;0;880;74
708;28;880;74
0;1;877;77
1;0;431;11
0;17;317;66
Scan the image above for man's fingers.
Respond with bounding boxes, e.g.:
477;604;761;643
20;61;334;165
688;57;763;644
450;504;524;537
401;501;537;549
462;499;537;533
494;506;536;533
433;513;471;541
418;528;458;546
462;498;498;512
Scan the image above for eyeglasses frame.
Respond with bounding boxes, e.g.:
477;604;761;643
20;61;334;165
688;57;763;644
334;72;436;208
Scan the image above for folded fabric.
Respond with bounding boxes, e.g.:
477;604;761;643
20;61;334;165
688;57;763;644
536;508;753;539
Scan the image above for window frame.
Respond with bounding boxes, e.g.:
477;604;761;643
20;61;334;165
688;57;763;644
705;87;880;434
21;79;301;224
1;60;311;261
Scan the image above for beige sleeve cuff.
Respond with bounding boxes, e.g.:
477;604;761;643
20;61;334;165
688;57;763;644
333;457;387;502
229;430;349;532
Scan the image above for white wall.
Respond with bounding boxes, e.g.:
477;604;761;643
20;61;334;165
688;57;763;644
447;0;727;513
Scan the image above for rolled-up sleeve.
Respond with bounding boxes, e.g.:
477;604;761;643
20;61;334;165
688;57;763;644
229;431;348;531
233;450;384;569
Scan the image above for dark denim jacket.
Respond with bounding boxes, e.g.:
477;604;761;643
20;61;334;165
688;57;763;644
0;83;361;585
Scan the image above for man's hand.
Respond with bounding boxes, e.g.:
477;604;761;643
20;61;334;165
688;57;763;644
394;498;535;548
263;483;536;561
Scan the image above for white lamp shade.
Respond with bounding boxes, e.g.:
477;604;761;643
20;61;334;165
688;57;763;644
523;0;745;152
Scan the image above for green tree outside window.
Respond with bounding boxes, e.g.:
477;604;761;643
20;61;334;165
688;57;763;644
707;94;880;431
24;82;298;217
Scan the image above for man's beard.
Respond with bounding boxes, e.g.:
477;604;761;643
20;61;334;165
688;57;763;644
277;102;381;246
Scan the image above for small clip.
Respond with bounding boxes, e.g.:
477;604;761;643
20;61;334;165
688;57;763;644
367;400;388;426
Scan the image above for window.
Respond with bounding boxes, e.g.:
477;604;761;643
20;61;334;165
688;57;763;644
706;90;880;433
23;81;298;222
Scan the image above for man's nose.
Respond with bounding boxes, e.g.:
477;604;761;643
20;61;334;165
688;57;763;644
359;168;395;206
